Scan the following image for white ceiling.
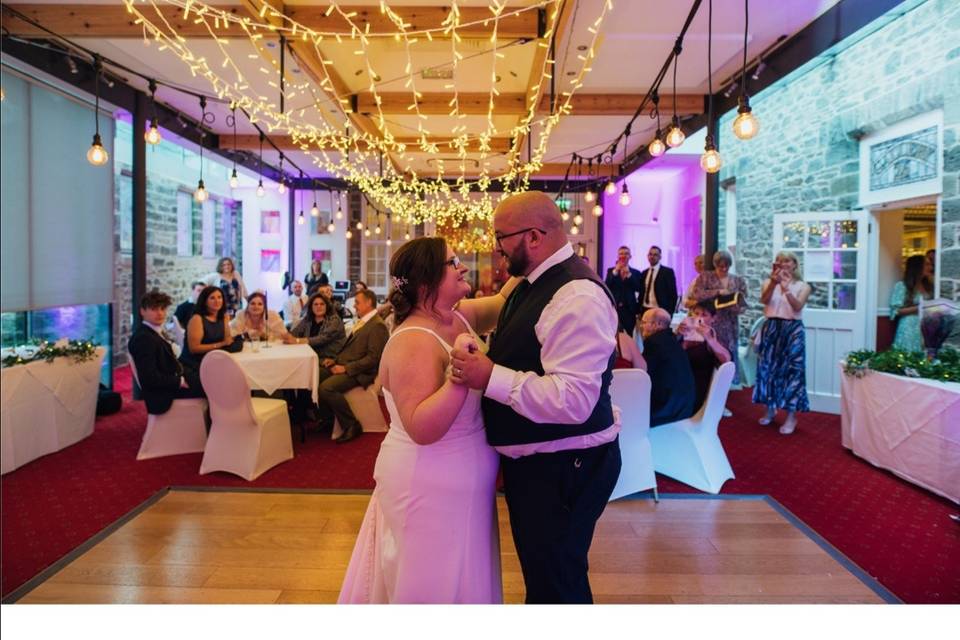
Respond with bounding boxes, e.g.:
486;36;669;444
11;0;842;178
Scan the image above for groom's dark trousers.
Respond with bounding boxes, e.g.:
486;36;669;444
500;440;621;603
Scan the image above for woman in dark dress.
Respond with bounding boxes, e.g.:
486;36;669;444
677;300;731;412
180;285;233;370
304;259;330;296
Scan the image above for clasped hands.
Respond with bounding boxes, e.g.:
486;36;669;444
450;333;494;390
322;358;347;375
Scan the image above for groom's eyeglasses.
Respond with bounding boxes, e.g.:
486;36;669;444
443;256;462;269
494;227;547;250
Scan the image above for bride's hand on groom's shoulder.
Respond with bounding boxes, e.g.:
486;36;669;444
450;345;493;390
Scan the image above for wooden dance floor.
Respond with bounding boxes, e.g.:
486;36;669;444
16;489;889;604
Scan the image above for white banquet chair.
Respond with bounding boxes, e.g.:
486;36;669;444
330;376;389;440
129;359;207;460
199;351;293;480
649;361;736;494
608;368;658;502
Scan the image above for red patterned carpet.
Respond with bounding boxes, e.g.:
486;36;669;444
2;367;958;602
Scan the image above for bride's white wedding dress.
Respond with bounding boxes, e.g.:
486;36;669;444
338;312;502;604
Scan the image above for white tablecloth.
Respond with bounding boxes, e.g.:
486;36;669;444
840;367;960;503
231;343;320;403
1;348;106;475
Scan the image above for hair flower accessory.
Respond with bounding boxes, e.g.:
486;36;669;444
391;275;408;290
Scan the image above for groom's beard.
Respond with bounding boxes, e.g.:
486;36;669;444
504;244;530;277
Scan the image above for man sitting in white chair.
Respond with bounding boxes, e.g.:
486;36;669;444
639;308;695;427
128;290;206;413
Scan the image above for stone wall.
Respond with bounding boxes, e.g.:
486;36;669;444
717;0;960;343
112;166;242;365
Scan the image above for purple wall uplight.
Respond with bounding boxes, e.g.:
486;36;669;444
602;155;705;301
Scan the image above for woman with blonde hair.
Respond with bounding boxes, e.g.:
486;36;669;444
753;251;811;435
230;292;293;343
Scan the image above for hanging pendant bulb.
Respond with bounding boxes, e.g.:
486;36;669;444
570;225;580;235
345;229;353;239
732;95;759;140
229;169;239;189
336;203;343;220
375;224;382;235
194;179;208;202
297;210;305;225
256;180;265;197
356;221;364;230
87;133;109;166
404;232;411;241
277;180;286;195
619;183;631;206
144;119;161;145
584;188;596;204
311;202;320;217
592;203;604;217
364;229;371;238
604;180;617;196
573;213;584;226
386;238;393;247
327;222;336;233
561;211;570;221
666;116;685;147
648;131;667;157
700;135;722;174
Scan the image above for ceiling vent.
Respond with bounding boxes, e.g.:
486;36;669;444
421;67;455;80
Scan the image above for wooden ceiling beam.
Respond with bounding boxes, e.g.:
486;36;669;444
221;134;514;154
538;92;703;117
353;92;702;116
2;4;540;39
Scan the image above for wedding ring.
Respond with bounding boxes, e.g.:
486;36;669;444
454;367;462;376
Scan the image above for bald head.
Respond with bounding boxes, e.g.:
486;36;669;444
493;192;567;277
639;308;671;339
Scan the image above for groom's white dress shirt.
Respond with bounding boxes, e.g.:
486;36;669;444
485;243;621;459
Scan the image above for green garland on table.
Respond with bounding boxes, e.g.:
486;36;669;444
843;348;960;383
1;339;100;368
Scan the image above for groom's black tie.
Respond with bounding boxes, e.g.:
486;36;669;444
500;279;531;327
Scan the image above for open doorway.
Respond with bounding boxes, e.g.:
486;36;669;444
872;201;938;352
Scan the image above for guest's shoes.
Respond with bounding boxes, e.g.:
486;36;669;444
315;417;334;432
758;407;776;426
722;407;733;418
779;417;797;435
336;423;362;444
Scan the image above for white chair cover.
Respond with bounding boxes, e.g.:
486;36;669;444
129;359;207;460
649;361;736;494
608;368;658;502
199;351;293;480
330;377;388;440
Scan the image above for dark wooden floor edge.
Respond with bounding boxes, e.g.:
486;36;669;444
2;486;173;604
761;495;903;604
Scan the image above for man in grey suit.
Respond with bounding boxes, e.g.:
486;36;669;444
318;289;389;444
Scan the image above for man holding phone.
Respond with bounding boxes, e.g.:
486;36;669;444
604;245;644;336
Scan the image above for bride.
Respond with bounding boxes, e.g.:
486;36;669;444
338;237;518;604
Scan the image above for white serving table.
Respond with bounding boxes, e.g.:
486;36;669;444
1;348;106;474
840;366;960;503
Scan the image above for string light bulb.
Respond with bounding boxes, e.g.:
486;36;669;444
570;225;579;235
561;211;570;221
145;120;161;145
356;221;364;230
297;210;305;225
364;228;371;238
375;224;382;235
404;232;411;240
327;222;336;233
592;203;603;217
87;56;109;167
619;183;631;206
733;95;759;140
604;180;617;196
194;179;208;202
229;169;239;189
573;213;584;226
194;96;208;202
336;203;343;220
584;188;596;204
666;117;685;147
386;238;393;247
257;180;265;197
346;229;353;239
648;133;667;157
700;136;722;173
311;201;320;217
278;180;286;195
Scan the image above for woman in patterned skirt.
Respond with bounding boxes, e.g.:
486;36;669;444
754;251;812;435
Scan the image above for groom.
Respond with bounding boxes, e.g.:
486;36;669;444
451;191;622;604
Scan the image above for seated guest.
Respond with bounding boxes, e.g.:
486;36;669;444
614;323;646;370
282;280;309;328
128;290;204;414
180;285;234;369
682;254;706;311
290;292;347;359
639;308;695;427
343;280;368;318
174;281;206;331
318;289;390;444
231;292;293;342
677;300;731;412
319;283;347;319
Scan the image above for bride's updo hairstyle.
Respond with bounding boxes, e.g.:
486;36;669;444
388;237;448;325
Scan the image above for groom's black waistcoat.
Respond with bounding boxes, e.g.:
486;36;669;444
483;254;617;447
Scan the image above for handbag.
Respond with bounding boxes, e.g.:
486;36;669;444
714;291;740;309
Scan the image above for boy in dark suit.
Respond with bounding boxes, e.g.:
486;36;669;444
318;289;390;443
127;290;205;415
637;245;679;317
